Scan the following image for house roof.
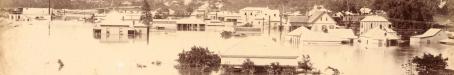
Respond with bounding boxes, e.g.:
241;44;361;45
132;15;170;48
288;16;309;23
411;28;443;38
307;11;326;23
361;15;389;22
220;37;299;66
287;11;328;23
342;15;366;21
240;7;270;11
328;29;357;39
99;12;132;26
177;17;205;24
287;27;344;41
361;27;399;39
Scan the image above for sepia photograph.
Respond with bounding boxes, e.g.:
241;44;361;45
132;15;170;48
0;0;453;75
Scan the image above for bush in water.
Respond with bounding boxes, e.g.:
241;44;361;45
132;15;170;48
241;59;256;74
411;53;448;75
177;46;221;68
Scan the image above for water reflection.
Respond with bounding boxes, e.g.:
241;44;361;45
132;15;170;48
0;20;453;75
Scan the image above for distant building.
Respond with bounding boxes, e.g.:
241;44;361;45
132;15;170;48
359;15;392;35
410;28;449;46
176;17;206;31
7;8;51;21
341;15;366;35
152;19;178;31
239;7;281;27
306;5;331;16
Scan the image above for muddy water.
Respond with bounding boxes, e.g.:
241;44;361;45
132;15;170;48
0;20;453;75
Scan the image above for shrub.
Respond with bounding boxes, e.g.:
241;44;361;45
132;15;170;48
220;31;233;39
298;55;313;72
412;53;448;75
177;46;221;68
241;59;256;73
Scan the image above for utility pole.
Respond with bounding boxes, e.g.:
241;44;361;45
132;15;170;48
262;17;265;34
268;15;271;36
48;0;52;36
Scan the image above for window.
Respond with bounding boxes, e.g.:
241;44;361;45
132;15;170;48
370;24;373;29
329;25;334;29
326;17;328;21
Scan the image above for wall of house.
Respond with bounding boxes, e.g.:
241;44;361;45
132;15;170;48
410;31;449;46
360;37;388;48
310;13;337;32
359;21;391;35
101;26;130;35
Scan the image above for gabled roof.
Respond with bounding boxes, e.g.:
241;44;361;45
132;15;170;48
288;16;309;23
342;15;366;21
287;27;344;41
240;7;270;11
361;15;389;22
328;29;357;39
307;11;326;23
177;16;205;24
412;28;443;38
287;11;329;23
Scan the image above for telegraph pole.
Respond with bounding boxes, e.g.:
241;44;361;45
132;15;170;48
48;0;52;36
268;15;271;36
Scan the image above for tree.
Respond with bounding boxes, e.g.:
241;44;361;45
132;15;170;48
298;55;313;72
241;58;256;74
371;0;441;40
177;46;221;68
141;0;152;25
411;53;448;75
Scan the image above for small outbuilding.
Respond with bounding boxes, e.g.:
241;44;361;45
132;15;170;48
410;28;449;46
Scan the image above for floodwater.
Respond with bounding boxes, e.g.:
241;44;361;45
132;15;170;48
0;20;453;75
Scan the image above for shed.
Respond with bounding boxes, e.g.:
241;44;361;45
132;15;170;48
410;28;448;45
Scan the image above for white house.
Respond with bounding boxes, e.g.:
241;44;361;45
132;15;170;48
410;28;449;46
359;15;392;35
8;8;52;21
239;7;281;27
359;27;399;47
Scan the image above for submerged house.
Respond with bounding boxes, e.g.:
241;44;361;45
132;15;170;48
93;12;148;37
410;28;449;46
287;27;345;45
359;27;399;47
